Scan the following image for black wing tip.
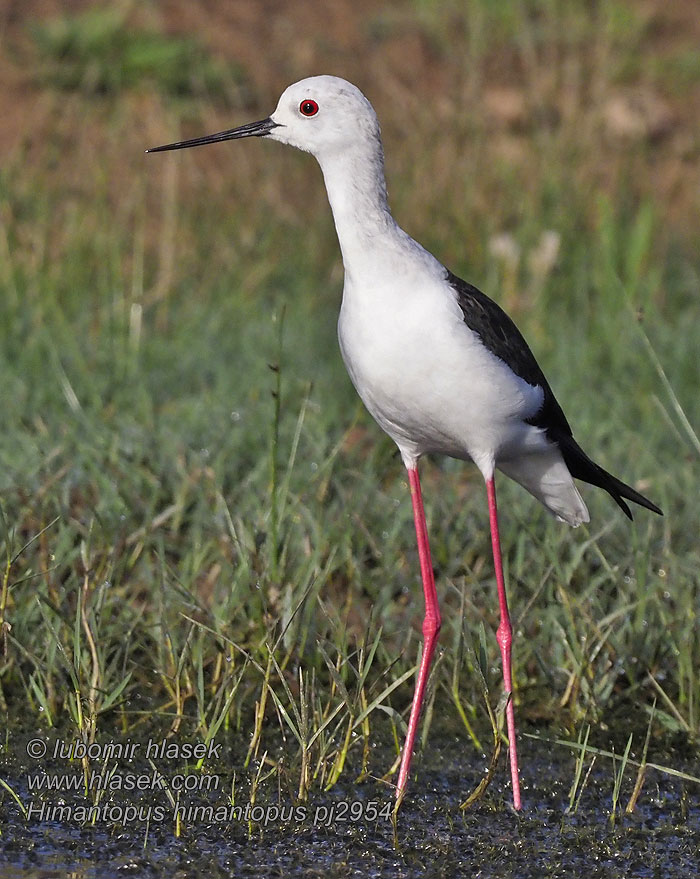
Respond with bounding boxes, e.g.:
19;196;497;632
638;498;664;517
557;435;663;520
610;483;665;519
620;503;663;520
614;484;663;519
617;497;634;520
612;486;663;520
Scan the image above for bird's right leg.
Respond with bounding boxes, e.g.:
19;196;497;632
395;465;442;802
486;475;522;810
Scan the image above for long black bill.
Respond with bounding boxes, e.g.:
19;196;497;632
146;117;278;153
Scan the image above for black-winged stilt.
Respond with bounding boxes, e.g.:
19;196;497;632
148;75;662;811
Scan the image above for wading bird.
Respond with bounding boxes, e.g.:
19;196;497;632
148;76;662;810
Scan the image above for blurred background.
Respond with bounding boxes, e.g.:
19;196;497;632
2;0;698;419
0;0;698;760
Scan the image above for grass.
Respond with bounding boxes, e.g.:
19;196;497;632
0;0;698;818
30;6;247;100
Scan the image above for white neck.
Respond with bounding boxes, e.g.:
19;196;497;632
317;143;411;281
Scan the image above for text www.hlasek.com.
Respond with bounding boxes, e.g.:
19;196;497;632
27;769;219;793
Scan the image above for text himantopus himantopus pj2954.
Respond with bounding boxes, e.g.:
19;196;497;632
148;75;662;811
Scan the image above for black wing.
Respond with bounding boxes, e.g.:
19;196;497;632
445;270;662;519
446;270;572;438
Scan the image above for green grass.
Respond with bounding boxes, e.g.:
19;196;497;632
30;6;247;100
0;1;698;810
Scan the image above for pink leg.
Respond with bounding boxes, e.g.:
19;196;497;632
396;466;442;800
486;476;522;810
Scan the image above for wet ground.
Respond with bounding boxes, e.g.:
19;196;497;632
1;725;698;878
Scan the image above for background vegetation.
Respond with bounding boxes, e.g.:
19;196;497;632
0;0;698;805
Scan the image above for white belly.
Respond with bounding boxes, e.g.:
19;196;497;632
337;274;544;473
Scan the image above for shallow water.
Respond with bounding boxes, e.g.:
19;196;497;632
1;726;698;878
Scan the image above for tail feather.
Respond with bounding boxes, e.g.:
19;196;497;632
556;434;663;520
497;447;590;527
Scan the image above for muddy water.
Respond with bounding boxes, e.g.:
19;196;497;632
0;726;698;878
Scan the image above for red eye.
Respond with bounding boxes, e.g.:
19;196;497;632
299;99;319;117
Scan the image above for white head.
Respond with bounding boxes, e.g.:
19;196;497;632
268;76;381;158
147;75;382;164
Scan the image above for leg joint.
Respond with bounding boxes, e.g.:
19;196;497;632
422;612;442;641
496;618;512;652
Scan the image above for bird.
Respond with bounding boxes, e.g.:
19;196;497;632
148;75;662;811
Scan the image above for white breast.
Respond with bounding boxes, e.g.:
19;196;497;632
337;260;544;474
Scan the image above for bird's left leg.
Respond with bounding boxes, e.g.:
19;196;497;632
485;475;522;810
396;465;442;801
